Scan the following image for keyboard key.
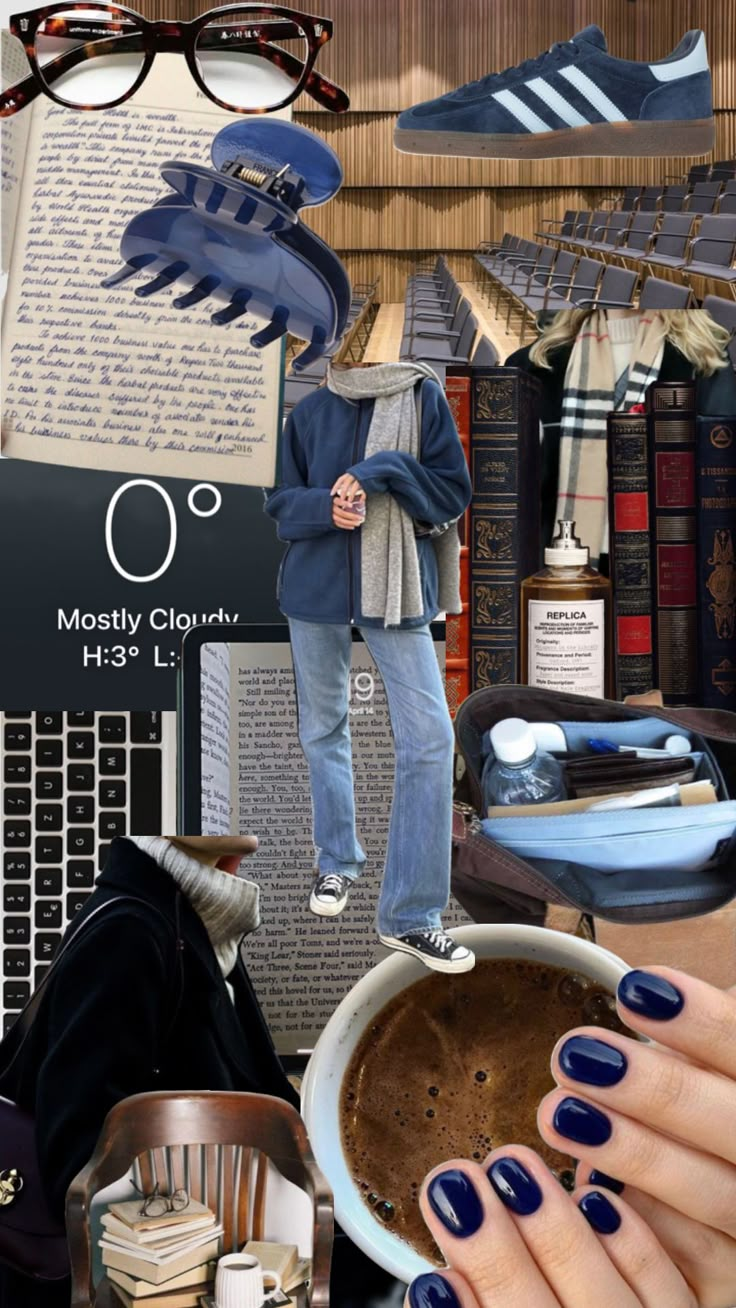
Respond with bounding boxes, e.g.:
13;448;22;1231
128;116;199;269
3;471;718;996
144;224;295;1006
36;740;63;767
67;860;95;888
35;712;62;735
36;772;63;799
67;764;95;791
4;723;31;750
67;828;94;856
99;780;126;808
4;950;30;977
3;918;31;946
67;796;94;823
4;1016;18;1036
131;711;162;744
35;934;62;963
3;885;30;913
99;812;126;840
66;711;94;727
36;901;62;929
99;716;127;743
36;836;62;863
99;749;126;776
67;892;92;919
131;748;162;833
4;821;31;847
4;789;31;816
36;868;62;896
68;732;95;760
34;965;51;987
3;712;31;717
3;981;30;1010
98;843;112;871
4;756;31;783
4;853;30;880
36;804;63;831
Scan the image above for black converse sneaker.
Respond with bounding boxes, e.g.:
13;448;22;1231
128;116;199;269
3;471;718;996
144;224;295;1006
310;872;351;917
379;928;476;973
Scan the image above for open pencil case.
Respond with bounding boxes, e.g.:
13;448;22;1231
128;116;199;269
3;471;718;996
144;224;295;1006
452;686;736;924
103;119;351;371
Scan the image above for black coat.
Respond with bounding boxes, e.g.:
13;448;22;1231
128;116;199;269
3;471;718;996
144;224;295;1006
0;839;298;1308
506;339;736;553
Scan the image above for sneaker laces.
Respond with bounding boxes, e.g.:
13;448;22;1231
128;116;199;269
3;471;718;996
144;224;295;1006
317;872;346;897
418;928;456;955
455;40;581;97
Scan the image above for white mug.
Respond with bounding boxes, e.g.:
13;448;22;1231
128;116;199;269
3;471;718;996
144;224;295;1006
301;923;632;1284
215;1253;282;1308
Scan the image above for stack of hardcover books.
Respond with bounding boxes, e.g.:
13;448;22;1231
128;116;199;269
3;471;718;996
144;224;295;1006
101;1197;222;1307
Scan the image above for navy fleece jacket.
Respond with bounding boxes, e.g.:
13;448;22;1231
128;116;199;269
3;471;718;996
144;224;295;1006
264;378;472;627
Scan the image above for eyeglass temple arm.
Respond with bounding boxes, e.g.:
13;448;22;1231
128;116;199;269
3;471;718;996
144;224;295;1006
0;20;349;116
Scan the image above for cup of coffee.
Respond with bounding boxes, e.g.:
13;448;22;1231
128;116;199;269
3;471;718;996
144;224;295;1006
215;1253;282;1308
301;924;632;1283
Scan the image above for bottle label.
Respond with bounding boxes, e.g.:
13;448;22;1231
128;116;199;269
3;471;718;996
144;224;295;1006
528;599;606;697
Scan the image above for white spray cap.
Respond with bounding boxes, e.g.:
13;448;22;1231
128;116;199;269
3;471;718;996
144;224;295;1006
490;718;537;765
530;722;568;754
545;519;589;567
665;734;691;756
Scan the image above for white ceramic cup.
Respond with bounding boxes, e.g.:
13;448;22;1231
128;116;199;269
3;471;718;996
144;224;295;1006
215;1253;282;1308
301;923;631;1284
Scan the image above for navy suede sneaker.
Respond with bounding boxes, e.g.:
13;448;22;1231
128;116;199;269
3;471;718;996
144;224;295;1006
395;26;714;159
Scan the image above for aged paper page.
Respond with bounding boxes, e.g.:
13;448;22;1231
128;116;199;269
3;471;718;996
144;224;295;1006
2;56;285;483
1;32;34;278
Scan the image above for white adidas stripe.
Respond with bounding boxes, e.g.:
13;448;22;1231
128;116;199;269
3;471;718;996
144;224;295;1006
492;88;552;134
526;76;590;128
558;66;627;123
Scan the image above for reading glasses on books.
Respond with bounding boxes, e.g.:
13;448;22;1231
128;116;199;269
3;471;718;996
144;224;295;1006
131;1180;190;1219
2;3;349;116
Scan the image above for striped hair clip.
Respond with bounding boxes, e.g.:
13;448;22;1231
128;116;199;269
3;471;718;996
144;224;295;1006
102;118;350;371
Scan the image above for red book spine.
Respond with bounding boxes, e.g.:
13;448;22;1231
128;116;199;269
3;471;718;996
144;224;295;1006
444;373;472;716
607;412;655;698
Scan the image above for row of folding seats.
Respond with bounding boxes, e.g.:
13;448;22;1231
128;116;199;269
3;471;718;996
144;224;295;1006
619;176;736;216
475;238;692;343
543;209;736;291
400;257;498;365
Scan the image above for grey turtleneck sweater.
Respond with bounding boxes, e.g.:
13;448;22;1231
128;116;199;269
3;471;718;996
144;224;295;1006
127;837;260;983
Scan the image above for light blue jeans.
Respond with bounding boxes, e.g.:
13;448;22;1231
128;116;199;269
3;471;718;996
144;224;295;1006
288;618;455;937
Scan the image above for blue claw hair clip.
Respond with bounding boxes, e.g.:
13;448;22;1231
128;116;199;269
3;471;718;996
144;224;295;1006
102;119;351;371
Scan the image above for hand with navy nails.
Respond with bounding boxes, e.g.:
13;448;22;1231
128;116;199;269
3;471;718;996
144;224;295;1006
406;967;736;1308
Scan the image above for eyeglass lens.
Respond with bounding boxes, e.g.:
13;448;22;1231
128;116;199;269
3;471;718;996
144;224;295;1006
36;7;147;106
194;8;310;110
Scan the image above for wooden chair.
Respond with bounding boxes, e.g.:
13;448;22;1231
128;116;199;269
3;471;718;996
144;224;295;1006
66;1091;333;1308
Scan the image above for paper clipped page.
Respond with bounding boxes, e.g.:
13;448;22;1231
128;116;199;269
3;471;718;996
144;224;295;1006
1;56;284;483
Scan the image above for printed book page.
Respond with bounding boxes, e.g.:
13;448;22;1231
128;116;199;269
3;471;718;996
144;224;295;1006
1;55;285;483
1;31;34;278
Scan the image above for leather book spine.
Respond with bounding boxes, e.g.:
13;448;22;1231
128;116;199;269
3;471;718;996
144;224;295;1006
444;371;472;714
696;415;736;711
608;411;655;698
647;382;698;706
468;368;542;691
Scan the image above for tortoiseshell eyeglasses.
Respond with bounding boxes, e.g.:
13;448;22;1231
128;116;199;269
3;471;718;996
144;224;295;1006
1;3;350;117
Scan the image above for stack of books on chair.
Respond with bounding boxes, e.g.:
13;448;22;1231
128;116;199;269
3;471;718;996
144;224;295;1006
101;1197;222;1308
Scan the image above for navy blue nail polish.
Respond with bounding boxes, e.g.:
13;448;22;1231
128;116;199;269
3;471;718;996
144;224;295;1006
617;970;685;1021
589;1170;624;1195
579;1191;622;1235
488;1157;543;1215
427;1168;484;1238
553;1096;612;1147
409;1273;462;1308
559;1036;628;1087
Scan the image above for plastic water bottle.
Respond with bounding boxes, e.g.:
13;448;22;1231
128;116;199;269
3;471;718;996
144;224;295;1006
484;718;566;809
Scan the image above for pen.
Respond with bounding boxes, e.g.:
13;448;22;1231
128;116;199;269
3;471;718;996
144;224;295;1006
588;735;691;760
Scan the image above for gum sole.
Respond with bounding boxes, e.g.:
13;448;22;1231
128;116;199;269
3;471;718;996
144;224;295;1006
394;117;716;160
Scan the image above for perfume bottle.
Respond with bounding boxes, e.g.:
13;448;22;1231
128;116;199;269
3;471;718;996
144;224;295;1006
521;521;613;699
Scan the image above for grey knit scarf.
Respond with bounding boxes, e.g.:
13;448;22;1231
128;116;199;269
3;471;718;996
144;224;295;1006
127;837;260;980
326;362;462;627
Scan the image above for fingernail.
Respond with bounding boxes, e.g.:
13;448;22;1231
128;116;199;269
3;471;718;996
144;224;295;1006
409;1273;462;1308
589;1170;624;1195
427;1168;484;1238
579;1191;622;1235
553;1096;612;1147
559;1036;628;1087
617;970;685;1021
488;1157;543;1215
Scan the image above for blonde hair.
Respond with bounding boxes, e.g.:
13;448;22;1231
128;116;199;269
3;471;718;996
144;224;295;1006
529;309;731;376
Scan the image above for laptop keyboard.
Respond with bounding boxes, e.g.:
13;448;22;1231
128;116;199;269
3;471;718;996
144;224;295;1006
2;711;166;1034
